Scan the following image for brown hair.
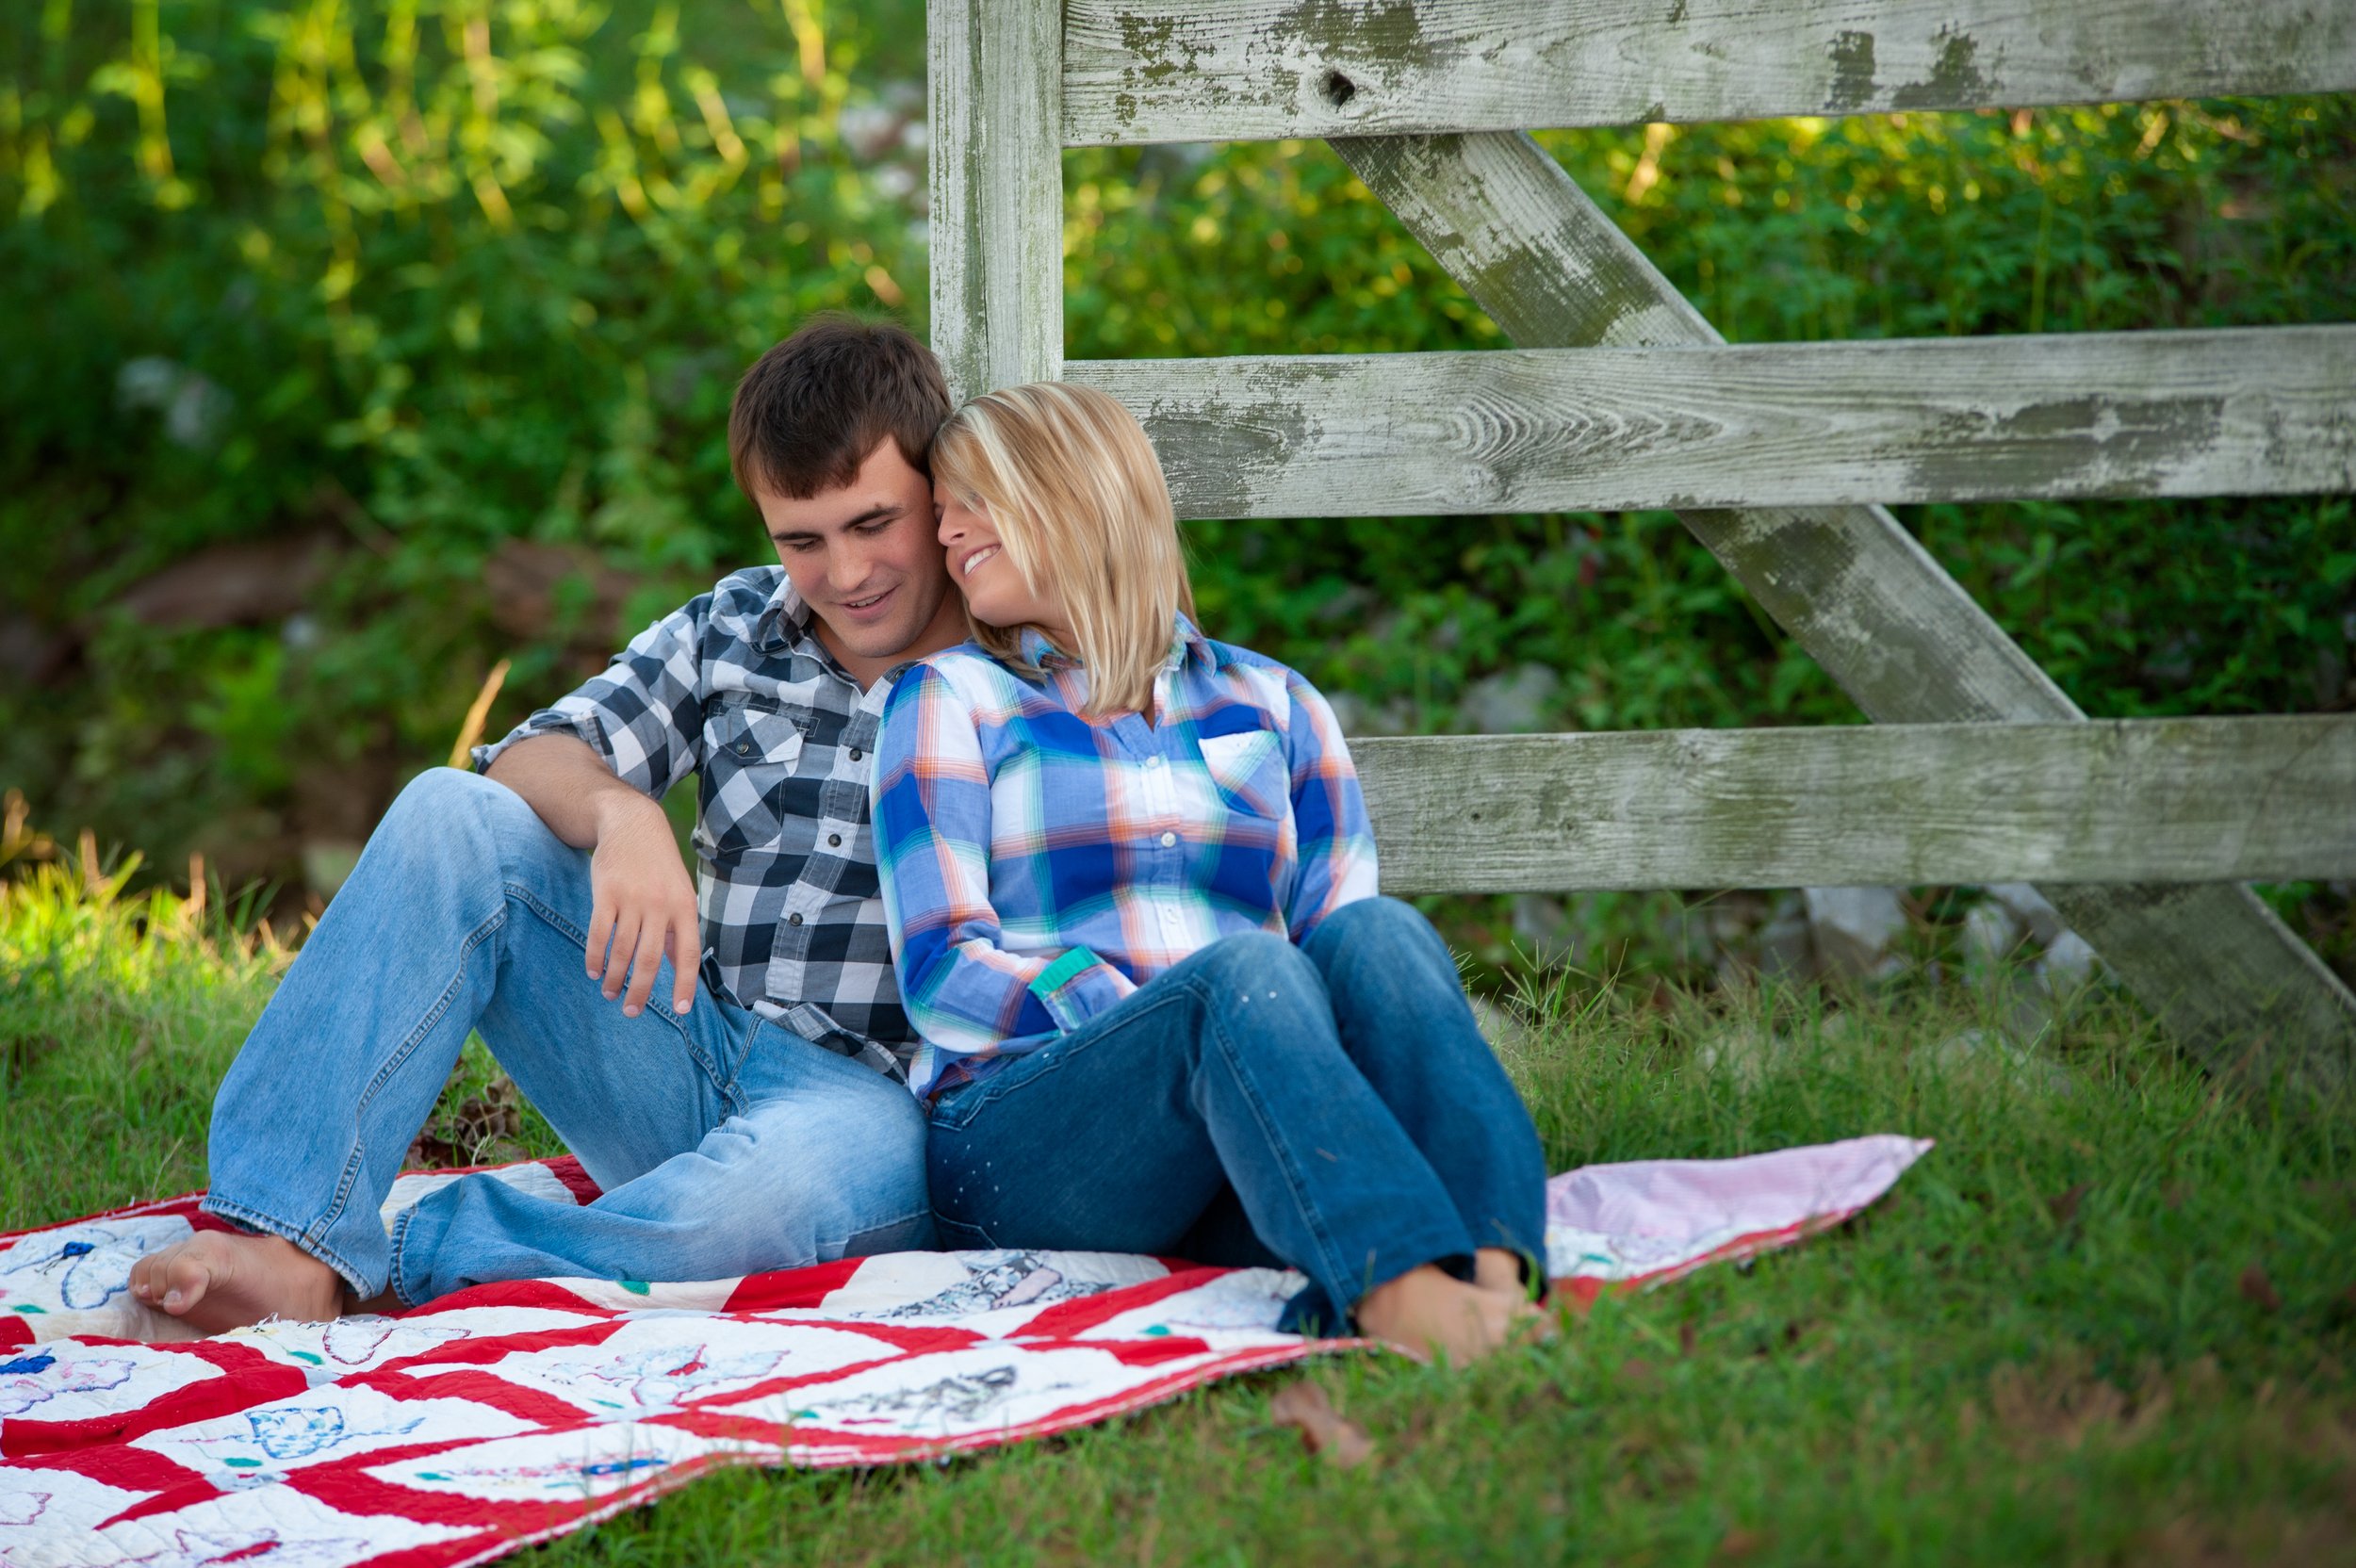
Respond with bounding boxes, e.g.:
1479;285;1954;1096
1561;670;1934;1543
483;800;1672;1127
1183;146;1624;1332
929;382;1195;718
728;314;950;499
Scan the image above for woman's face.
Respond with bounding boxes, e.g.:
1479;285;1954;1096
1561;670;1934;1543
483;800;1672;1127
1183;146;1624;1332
935;482;1070;640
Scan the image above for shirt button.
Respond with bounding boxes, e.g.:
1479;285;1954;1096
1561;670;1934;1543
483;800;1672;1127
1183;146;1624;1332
1145;756;1163;770
735;740;752;756
788;912;804;926
847;747;863;761
827;833;843;847
1159;831;1177;848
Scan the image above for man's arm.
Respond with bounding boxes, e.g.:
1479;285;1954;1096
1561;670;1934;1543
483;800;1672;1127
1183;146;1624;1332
487;733;703;1019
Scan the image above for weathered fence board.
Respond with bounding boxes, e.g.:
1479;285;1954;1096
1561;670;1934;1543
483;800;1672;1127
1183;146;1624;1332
1334;129;2356;1082
1065;0;2356;144
1355;717;2356;894
929;0;1063;401
1070;327;2356;518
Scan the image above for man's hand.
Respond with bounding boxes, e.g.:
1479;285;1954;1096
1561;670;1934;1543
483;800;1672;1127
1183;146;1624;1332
484;734;700;1017
585;792;701;1017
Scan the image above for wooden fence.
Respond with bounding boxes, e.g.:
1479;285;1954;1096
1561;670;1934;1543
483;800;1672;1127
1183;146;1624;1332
928;0;2356;1084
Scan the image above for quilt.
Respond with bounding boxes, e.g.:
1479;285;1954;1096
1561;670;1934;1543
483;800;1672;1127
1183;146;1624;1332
0;1134;1927;1567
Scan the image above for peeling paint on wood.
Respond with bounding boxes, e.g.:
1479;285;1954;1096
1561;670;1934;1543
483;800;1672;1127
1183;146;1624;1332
1064;0;2355;144
1333;128;2356;1081
1357;716;2356;894
929;0;1063;400
1069;329;2356;516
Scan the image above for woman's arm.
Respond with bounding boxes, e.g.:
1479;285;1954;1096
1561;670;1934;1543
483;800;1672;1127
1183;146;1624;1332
1281;670;1382;942
873;662;1137;1061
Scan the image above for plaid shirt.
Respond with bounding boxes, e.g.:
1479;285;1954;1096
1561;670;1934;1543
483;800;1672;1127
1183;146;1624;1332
473;566;915;1079
872;617;1378;1100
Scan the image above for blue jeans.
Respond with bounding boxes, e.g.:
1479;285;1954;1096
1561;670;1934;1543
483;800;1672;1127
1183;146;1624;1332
203;768;933;1307
925;898;1548;1334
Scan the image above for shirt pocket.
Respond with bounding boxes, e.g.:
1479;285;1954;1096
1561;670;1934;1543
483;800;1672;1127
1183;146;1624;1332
1196;727;1290;821
698;696;807;860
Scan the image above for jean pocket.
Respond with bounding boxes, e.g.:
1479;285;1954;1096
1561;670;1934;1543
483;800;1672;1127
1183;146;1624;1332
932;1212;998;1250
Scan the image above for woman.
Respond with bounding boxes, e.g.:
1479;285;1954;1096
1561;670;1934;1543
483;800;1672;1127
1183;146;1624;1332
872;382;1549;1363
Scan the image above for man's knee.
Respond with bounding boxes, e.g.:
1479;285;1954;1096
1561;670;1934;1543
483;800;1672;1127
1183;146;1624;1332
384;765;526;835
375;766;555;876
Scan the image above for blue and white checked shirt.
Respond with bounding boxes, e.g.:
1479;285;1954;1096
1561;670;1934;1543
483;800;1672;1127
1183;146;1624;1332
473;566;916;1078
872;617;1380;1100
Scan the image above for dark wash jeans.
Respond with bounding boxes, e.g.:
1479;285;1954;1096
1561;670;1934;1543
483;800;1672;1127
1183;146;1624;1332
925;897;1548;1334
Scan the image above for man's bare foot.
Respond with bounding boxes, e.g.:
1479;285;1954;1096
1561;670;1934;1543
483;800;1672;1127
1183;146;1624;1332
1354;1263;1548;1365
126;1231;345;1337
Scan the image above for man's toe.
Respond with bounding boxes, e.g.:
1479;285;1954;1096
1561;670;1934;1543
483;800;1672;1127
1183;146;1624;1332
158;1246;217;1315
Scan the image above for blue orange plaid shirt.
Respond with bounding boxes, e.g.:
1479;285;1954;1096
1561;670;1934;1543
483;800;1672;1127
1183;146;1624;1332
872;617;1379;1100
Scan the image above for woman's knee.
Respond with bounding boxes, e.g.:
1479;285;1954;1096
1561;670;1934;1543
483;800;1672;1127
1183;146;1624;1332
1184;930;1343;1065
1316;895;1436;950
1306;896;1452;979
1193;927;1317;991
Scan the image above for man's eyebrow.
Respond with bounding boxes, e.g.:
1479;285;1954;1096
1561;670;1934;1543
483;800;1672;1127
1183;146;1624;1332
769;501;901;542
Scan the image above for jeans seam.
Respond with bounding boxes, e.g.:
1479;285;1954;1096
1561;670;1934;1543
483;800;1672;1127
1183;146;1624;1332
509;878;736;1105
931;1211;999;1248
313;903;507;1249
198;1194;372;1299
830;1200;938;1256
1178;969;1362;1312
384;1202;422;1309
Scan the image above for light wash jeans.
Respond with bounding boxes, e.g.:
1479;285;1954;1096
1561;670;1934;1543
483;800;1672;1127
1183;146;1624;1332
203;768;933;1307
926;897;1548;1335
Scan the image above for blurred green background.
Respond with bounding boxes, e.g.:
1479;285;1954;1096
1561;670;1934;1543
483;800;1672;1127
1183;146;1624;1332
2;0;2351;982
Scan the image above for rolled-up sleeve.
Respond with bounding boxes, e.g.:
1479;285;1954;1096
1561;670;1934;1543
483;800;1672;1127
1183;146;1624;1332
1282;672;1380;941
471;593;712;799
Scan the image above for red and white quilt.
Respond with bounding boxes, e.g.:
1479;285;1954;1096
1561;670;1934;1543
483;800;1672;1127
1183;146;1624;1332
0;1135;1927;1567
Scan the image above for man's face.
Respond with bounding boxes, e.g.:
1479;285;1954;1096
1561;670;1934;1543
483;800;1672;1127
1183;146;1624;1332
756;438;960;678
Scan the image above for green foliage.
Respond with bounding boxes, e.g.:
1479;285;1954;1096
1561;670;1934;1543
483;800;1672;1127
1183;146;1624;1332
0;3;2349;922
0;0;928;880
1065;102;2356;740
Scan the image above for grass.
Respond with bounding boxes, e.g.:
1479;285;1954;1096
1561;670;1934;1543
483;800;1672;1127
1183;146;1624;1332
5;843;2355;1565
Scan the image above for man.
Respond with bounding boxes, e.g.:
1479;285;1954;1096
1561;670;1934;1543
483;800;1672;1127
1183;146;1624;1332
128;316;968;1332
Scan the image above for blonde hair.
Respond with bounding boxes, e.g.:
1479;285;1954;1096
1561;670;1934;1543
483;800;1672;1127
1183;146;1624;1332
929;381;1196;717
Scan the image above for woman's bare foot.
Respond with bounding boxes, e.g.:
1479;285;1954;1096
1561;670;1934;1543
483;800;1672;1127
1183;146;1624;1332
126;1232;345;1337
1354;1264;1547;1364
1474;1247;1533;1303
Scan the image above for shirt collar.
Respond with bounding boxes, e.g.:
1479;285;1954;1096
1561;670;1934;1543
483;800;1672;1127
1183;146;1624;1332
1017;625;1072;669
1016;613;1206;676
750;571;812;653
756;571;937;694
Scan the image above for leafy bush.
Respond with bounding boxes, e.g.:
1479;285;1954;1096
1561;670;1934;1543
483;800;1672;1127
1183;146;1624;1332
1;0;929;883
1066;103;2356;738
1;5;2349;975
